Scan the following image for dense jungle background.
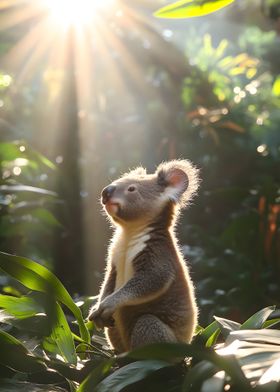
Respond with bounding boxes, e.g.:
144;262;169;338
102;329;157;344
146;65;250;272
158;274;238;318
0;0;280;391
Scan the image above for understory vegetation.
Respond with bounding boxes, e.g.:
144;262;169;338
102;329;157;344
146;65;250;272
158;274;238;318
0;251;280;392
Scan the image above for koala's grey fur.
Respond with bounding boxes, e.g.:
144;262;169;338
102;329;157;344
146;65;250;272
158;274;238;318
89;159;200;353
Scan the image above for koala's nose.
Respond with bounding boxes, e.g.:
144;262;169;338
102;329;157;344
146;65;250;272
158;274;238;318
101;185;116;204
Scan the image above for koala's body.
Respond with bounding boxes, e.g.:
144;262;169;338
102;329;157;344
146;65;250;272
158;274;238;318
89;160;199;353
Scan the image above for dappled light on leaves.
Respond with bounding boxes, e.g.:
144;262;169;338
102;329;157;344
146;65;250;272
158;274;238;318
259;358;280;384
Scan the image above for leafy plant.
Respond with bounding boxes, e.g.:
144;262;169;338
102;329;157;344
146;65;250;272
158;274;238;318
0;139;59;266
0;252;279;391
155;0;236;19
175;9;280;324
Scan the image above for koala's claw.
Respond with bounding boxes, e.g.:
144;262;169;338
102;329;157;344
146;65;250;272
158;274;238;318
89;306;115;329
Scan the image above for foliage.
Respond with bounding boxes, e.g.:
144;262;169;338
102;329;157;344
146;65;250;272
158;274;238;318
174;18;280;324
155;0;236;18
0;252;279;391
0;107;59;262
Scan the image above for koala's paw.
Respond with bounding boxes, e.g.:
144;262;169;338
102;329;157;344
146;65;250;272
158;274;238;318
88;301;115;329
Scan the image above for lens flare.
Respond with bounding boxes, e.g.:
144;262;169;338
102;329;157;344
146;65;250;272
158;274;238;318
43;0;107;27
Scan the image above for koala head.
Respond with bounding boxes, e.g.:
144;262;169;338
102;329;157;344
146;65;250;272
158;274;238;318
101;159;199;227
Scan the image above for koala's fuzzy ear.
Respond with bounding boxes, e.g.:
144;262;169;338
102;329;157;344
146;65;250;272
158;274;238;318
156;159;200;206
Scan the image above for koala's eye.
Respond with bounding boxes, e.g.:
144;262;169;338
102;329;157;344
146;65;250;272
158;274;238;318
127;185;136;192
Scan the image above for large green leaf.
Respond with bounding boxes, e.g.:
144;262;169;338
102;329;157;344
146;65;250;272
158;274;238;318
96;360;170;392
0;379;67;392
43;301;77;364
77;359;115;392
0;185;57;197
0;252;90;343
201;375;225;392
214;316;241;337
0;141;56;171
128;342;250;389
228;329;280;345
0;313;50;336
263;318;280;329
29;149;56;170
241;307;276;330
182;360;219;391
0;330;46;373
0;293;77;364
0;143;22;161
194;320;220;347
154;0;235;19
219;329;280;384
32;208;62;227
0;294;43;319
272;76;280;96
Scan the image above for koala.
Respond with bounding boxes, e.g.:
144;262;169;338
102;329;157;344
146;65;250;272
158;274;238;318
89;159;200;353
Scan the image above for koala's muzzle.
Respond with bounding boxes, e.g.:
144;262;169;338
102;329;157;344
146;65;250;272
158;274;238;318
101;185;116;204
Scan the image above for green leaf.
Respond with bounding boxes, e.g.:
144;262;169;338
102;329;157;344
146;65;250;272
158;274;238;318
263;318;280;329
206;328;221;348
0;291;76;363
32;208;62;227
214;316;241;337
228;329;280;345
241;306;276;330
182;360;219;391
154;0;235;19
0;330;46;373
77;359;115;392
201;375;225;392
128;343;250;390
0;252;90;343
44;301;77;364
0;143;22;161
220;330;280;383
0;379;67;392
197;320;221;346
0;313;51;336
272;76;280;96
0;185;57;197
29;150;56;170
96;360;170;392
127;342;193;362
0;294;43;319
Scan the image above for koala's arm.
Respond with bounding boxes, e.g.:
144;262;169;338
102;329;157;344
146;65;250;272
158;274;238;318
98;264;116;303
88;264;116;324
103;256;175;309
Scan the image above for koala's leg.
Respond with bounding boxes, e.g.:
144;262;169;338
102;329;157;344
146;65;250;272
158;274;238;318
130;314;177;349
106;326;125;353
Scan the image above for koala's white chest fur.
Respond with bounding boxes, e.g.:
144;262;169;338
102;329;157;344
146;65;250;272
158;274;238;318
111;229;150;290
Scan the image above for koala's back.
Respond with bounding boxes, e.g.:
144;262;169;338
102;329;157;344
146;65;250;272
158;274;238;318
110;228;197;351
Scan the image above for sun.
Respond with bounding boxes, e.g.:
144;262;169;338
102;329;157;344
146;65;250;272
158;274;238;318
43;0;109;27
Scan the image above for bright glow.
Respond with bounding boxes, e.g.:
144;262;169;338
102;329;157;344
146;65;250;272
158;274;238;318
216;340;242;356
43;0;108;27
257;144;267;153
259;358;280;384
14;158;29;167
13;167;21;176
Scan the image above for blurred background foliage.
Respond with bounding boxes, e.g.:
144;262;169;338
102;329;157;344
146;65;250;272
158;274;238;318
0;0;279;326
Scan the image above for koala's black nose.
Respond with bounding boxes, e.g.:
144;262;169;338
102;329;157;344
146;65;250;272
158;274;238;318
101;185;116;204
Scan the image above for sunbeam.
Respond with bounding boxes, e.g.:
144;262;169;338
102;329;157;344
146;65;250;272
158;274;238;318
0;0;174;294
42;0;113;28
